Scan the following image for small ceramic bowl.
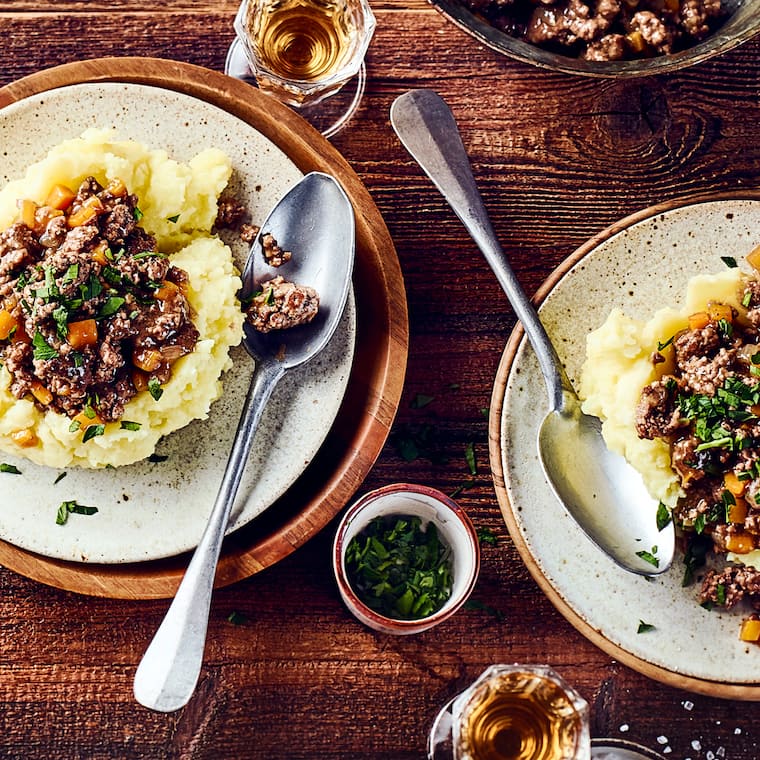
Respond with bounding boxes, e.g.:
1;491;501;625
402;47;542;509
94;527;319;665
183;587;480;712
332;483;480;634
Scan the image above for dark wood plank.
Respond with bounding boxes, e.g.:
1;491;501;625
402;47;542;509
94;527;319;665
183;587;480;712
0;1;759;757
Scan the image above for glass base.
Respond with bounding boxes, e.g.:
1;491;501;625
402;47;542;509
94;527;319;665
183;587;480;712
224;37;365;139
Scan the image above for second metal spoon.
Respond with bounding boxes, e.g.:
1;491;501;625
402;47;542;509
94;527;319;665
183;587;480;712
391;89;674;576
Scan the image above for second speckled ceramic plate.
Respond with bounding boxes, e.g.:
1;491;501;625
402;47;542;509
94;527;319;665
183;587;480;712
0;82;355;564
490;193;760;698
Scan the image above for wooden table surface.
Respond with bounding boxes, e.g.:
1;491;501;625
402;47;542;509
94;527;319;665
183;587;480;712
1;1;759;758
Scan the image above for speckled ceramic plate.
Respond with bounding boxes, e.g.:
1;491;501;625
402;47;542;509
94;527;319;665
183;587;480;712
0;82;355;564
491;193;760;698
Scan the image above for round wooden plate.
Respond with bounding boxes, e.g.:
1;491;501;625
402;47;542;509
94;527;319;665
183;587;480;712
490;191;760;700
0;57;408;599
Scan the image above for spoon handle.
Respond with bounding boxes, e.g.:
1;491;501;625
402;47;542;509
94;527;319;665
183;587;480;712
390;89;573;413
133;359;285;713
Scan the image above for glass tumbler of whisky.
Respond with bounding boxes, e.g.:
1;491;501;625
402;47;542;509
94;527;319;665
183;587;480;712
227;0;376;137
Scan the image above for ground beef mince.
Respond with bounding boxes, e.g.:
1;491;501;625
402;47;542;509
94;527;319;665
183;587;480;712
635;276;760;632
261;233;292;267
245;275;319;333
0;177;199;431
460;0;728;62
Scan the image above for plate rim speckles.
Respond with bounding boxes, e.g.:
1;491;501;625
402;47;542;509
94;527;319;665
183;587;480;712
489;191;760;699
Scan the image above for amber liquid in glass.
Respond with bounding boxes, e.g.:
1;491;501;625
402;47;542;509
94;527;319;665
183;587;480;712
456;671;583;760
247;0;355;82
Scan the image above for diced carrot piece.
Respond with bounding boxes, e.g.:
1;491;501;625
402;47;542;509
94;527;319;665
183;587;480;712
30;381;53;406
728;497;749;524
45;184;76;211
740;618;760;643
67;205;98;228
747;244;760;272
17;199;37;228
688;311;710;330
726;533;756;554
71;410;103;431
153;280;179;301
10;428;38;447
11;321;30;344
0;309;18;340
67;195;105;227
133;349;163;373
707;302;733;323
132;369;149;393
67;319;98;349
626;31;646;53
91;240;111;266
725;471;747;497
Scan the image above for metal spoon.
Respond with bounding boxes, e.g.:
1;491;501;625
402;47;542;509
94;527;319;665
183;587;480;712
390;89;674;576
133;171;355;712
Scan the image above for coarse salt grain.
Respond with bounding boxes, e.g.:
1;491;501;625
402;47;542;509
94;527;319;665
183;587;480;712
683;700;694;711
692;740;702;751
716;748;726;758
707;752;715;760
657;736;668;745
619;724;630;732
734;728;742;735
663;747;672;754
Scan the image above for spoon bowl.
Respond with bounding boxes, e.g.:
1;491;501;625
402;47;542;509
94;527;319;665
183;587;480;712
133;171;355;712
390;89;674;576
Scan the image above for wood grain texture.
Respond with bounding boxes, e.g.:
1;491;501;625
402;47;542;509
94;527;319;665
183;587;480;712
0;1;758;758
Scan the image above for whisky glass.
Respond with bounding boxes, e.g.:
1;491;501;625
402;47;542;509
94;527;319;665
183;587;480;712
429;664;590;760
226;0;376;137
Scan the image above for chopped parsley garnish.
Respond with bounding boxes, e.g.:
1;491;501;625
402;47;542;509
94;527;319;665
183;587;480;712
148;453;169;463
80;273;103;301
682;533;712;587
62;263;79;284
68;420;81;433
97;296;125;319
657;335;675;351
637;620;656;633
476;527;498;546
82;424;105;442
147;377;163;401
635;546;660;568
463;598;505;621
677;376;760;454
0;463;21;475
465;442;477;475
410;393;434;409
167;214;180;223
120;420;141;431
656;502;672;532
227;610;249;625
32;330;58;361
721;256;738;268
53;471;67;485
52;305;69;340
449;479;475;499
133;207;144;222
56;499;98;525
345;515;453;620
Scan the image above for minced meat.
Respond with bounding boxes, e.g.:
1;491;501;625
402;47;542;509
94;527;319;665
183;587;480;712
636;273;760;635
460;0;728;62
0;177;198;429
245;275;319;333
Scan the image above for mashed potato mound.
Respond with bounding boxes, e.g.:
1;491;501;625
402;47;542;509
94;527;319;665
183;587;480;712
0;130;245;468
579;268;744;507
